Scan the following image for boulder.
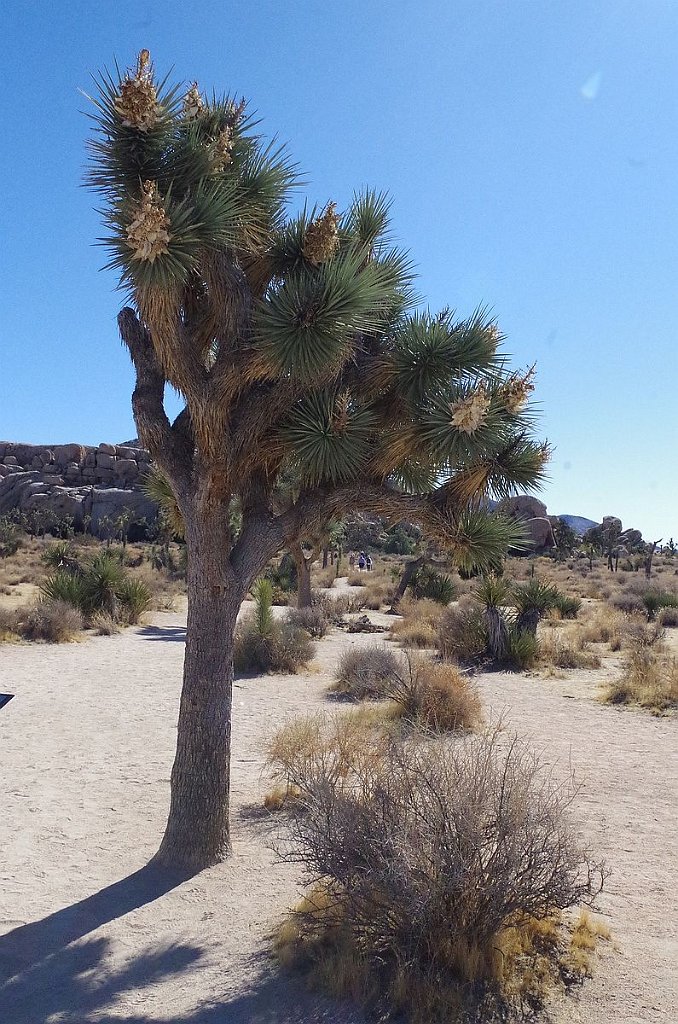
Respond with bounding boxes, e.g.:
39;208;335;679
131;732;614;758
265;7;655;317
524;517;556;551
96;452;116;470
54;444;87;466
114;458;139;478
97;442;117;456
115;446;140;460
620;528;643;550
496;495;548;521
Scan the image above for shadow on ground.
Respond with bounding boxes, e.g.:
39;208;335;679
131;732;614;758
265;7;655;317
137;625;187;642
0;867;366;1024
0;865;201;1023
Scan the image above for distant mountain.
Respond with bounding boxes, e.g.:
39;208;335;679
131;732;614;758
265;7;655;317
557;514;599;536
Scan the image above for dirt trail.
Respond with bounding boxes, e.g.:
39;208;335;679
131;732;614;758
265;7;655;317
0;605;675;1023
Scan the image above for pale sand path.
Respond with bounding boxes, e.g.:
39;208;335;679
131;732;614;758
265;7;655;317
0;603;676;1023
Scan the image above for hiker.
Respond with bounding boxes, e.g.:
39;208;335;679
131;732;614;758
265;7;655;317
358;552;366;571
366;554;373;571
349;552;355;569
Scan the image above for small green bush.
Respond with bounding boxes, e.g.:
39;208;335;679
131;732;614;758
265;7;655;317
0;516;22;558
41;570;88;609
504;625;539;670
642;590;678;621
234;619;314;674
553;594;582;619
408;565;456;605
42;541;76;569
116;577;152;623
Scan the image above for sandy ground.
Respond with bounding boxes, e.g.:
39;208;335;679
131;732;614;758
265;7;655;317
0;598;676;1024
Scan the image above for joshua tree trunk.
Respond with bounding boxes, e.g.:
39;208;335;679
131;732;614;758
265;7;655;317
389;556;425;612
291;541;314;608
153;502;245;871
484;605;509;661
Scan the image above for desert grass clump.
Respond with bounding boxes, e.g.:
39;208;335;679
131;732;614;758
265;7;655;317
553;594;582;619
504;624;540;670
387;656;482;733
605;644;678;713
277;730;606;1022
0;606;20;642
658;606;678;628
390;595;444;649
332;646;402;700
15;600;84;643
235;579;314;674
40;551;152;627
539;635;602;671
265;710;392;810
436;599;488;664
287;604;330;639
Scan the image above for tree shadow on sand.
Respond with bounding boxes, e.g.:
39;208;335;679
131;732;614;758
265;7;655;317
0;865;368;1024
137;625;187;642
0;865;204;1023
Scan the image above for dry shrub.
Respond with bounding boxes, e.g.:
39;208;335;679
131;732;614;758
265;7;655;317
387;656;482;733
277;730;606;1022
91;611;121;635
0;606;20;641
436;599;488;663
606;645;678;713
266;710;393;803
287;604;330;638
346;571;367;587
567;908;611;976
14;600;83;643
659;606;678;628
539;635;602;671
313;590;368;617
390;596;443;649
363;580;390;610
610;591;645;615
332;647;402;699
579;607;632;648
234;616;314;675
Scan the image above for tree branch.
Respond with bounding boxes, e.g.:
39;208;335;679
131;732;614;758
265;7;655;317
118;307;191;486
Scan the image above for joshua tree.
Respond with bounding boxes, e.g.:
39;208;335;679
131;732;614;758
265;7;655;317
86;51;547;871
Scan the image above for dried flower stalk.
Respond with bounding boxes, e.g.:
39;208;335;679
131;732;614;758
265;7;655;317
127;181;171;263
303;203;339;265
114;49;159;132
450;386;490;434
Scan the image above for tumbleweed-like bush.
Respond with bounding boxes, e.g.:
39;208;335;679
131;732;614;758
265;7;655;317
277;729;606;1022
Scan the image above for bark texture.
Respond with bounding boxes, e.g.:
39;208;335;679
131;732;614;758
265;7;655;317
154;507;244;870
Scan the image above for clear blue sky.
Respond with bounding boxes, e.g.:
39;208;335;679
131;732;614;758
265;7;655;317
1;1;676;538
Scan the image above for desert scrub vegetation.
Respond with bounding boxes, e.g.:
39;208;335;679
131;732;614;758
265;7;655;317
389;595;443;648
330;650;482;734
605;640;678;713
234;579;314;675
41;551;152;626
407;563;456;604
386;655;482;733
538;634;601;671
287;604;330;639
0;600;84;643
332;647;402;699
275;729;607;1022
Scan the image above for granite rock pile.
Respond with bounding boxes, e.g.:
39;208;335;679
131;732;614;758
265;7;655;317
0;441;157;537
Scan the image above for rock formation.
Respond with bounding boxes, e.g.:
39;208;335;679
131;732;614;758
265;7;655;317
495;495;555;553
0;441;157;538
